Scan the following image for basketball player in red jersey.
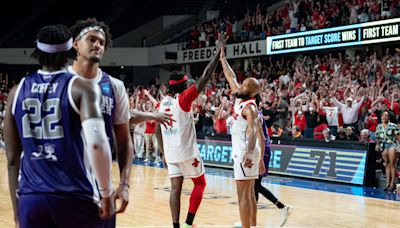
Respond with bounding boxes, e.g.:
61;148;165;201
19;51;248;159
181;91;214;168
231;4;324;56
156;34;228;228
220;48;265;228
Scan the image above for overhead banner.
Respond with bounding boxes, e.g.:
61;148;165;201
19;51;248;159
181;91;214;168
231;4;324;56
198;138;368;185
177;40;266;64
267;18;400;55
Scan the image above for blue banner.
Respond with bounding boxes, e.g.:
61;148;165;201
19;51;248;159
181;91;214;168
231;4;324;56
198;138;367;185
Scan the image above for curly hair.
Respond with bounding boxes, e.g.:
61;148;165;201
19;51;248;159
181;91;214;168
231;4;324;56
69;18;112;49
31;24;76;69
168;71;188;95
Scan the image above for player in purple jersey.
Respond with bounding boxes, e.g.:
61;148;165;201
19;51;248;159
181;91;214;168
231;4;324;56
254;96;292;227
5;24;115;228
69;18;173;226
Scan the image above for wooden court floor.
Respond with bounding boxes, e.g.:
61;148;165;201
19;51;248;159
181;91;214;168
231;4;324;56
1;151;399;228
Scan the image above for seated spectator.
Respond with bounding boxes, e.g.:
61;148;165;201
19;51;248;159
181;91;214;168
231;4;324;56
291;125;302;139
337;126;347;140
345;126;359;141
359;129;374;143
322;128;336;142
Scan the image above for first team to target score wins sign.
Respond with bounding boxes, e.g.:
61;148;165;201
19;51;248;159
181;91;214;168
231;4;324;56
267;18;400;55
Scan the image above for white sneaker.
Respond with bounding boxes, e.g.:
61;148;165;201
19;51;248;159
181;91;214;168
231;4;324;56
280;205;292;227
154;156;161;164
233;221;242;228
144;158;149;163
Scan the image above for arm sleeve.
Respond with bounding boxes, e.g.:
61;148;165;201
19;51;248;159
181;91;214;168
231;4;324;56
82;118;113;197
110;77;130;124
178;85;199;112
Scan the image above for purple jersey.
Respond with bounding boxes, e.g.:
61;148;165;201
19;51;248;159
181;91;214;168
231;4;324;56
259;112;271;176
98;71;116;148
12;70;99;202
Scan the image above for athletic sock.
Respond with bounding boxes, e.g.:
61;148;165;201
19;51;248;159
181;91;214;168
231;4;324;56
185;212;195;225
277;201;285;209
173;222;180;228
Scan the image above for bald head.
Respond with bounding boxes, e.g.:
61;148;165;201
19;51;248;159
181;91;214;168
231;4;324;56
235;77;261;100
244;77;261;95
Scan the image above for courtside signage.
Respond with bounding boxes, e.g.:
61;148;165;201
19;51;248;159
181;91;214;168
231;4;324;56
198;139;367;185
267;18;400;55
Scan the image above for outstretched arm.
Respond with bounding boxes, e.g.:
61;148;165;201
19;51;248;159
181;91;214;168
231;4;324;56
196;33;228;92
220;48;240;93
130;110;174;127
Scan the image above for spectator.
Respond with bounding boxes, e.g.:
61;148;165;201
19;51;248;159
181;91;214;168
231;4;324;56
375;111;400;191
304;103;319;138
359;129;374;143
200;101;215;135
291;125;302;139
332;96;365;133
345;126;359;141
314;114;329;140
322;128;336;142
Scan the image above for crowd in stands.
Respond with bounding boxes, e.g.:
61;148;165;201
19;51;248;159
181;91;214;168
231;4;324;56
128;48;400;148
183;0;400;49
0;74;10;149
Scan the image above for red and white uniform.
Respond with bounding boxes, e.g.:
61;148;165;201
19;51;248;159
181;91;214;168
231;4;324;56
159;85;204;178
231;98;260;180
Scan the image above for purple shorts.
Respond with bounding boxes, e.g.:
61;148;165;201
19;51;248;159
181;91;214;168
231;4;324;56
18;194;115;228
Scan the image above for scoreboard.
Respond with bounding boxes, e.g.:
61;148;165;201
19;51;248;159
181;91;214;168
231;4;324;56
267;18;400;55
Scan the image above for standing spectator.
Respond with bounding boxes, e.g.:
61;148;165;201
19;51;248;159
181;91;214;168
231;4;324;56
366;110;379;140
214;98;228;134
304;103;319;138
381;0;392;19
375;111;400;191
276;95;289;130
332;96;365;133
314;114;329;140
321;99;340;137
200;101;215;135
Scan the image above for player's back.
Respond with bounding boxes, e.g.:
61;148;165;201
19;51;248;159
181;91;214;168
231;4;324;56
158;93;199;163
12;69;99;202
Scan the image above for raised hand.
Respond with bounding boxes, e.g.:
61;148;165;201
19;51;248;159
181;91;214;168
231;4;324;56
216;32;229;50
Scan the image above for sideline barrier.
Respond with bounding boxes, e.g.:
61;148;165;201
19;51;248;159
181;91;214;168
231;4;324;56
197;134;376;186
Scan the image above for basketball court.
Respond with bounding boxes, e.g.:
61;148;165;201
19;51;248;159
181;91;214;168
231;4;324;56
1;151;399;227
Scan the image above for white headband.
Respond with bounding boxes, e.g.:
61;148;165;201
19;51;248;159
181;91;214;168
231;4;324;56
36;38;73;53
75;26;105;40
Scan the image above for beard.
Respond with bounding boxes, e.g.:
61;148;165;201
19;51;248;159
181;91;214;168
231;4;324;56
89;56;101;63
233;92;251;100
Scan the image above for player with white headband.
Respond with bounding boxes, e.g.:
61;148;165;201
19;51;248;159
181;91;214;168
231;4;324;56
5;24;115;227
